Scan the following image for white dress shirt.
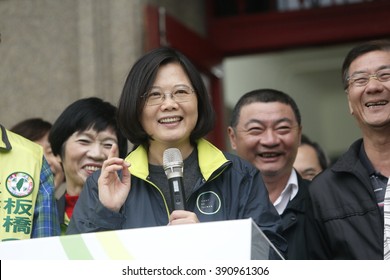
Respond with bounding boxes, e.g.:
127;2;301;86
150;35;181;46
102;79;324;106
273;170;299;215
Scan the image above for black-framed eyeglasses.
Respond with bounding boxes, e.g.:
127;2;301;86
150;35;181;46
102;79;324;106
347;68;390;88
141;85;195;106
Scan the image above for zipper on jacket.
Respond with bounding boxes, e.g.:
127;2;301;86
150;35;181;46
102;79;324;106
185;161;232;204
145;175;171;220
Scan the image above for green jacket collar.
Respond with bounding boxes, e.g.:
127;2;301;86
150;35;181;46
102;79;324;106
0;125;12;151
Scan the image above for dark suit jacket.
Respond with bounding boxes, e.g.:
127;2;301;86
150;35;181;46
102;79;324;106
281;173;310;260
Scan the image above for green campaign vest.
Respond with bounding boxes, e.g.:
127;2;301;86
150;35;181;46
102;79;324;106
0;126;42;241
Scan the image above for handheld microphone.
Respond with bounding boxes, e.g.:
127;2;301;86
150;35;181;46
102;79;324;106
163;148;186;211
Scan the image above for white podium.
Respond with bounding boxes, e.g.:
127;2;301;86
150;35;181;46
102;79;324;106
0;218;283;260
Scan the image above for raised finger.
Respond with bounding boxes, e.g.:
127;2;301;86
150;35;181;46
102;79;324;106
108;143;118;159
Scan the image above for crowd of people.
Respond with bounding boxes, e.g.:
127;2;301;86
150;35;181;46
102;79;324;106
1;39;389;260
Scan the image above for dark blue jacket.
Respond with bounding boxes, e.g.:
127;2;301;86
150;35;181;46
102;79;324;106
67;139;287;256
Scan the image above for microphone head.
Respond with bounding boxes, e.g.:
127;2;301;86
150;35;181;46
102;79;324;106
163;148;183;178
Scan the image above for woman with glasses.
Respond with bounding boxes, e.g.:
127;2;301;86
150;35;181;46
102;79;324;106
67;47;286;257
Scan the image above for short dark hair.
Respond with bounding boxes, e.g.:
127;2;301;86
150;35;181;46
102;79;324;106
342;39;390;90
300;134;329;170
230;88;301;128
10;118;52;142
49;97;128;158
117;47;215;146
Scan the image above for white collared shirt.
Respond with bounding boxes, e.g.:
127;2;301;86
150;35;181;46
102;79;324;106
273;170;299;215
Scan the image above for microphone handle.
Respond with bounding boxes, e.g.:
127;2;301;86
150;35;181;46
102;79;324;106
168;176;186;211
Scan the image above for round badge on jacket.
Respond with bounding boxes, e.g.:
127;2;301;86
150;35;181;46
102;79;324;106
196;191;221;215
6;172;34;197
